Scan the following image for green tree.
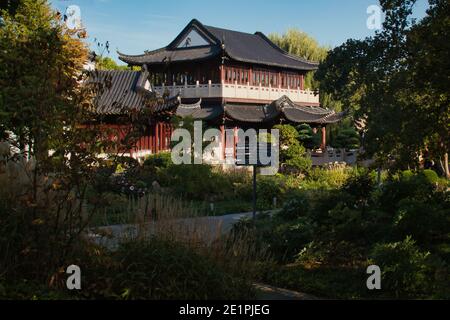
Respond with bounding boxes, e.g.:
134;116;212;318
331;127;360;150
0;0;126;282
315;0;449;177
269;29;342;113
96;56;131;70
296;123;321;150
274;124;311;173
269;28;329;90
0;0;20;16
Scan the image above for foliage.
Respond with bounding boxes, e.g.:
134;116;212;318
239;168;449;298
96;56;130;70
269;28;329;90
315;0;450;176
370;237;436;298
273;124;311;174
296;124;321;150
0;0;105;283
143;152;172;170
331;127;360;150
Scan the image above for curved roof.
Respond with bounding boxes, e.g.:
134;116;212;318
118;19;318;71
176;102;224;121
89;70;149;115
224;96;344;124
90;70;180;115
118;46;222;65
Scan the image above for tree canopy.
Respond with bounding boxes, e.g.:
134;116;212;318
96;56;132;71
269;29;329;90
315;0;449;177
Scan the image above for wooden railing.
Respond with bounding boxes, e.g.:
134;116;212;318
153;81;320;104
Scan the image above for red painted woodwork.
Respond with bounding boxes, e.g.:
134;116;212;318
321;126;327;150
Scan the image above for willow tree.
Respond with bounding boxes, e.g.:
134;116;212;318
269;29;342;113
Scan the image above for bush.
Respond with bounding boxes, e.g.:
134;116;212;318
306;167;351;189
342;169;375;204
297;123;321;150
331;127;360;150
256;175;286;209
143;152;172;170
279;191;309;220
370;237;435;298
421;169;439;185
274;124;312;174
393;197;450;245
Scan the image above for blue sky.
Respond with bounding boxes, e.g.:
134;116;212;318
51;0;429;65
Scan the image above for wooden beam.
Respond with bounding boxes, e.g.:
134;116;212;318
321;126;327;150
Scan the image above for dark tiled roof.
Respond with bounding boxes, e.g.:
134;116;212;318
176;101;223;120
224;102;281;123
224;96;345;124
90;70;181;115
118;19;318;71
118;46;221;65
89;70;149;115
204;25;318;71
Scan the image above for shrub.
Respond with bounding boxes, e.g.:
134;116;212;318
256;175;286;209
370;236;433;298
274;124;312;174
143;152;172;170
279;191;309;220
378;173;438;213
421;169;439;185
341;169;375;204
306;167;351;189
331;127;360;150
393;197;450;245
296;123;321;150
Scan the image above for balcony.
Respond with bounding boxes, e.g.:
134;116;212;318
153;81;320;104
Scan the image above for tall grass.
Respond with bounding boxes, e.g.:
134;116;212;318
90;192;273;282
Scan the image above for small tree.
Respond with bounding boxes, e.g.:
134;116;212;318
274;124;311;174
297;123;321;150
331;127;360;150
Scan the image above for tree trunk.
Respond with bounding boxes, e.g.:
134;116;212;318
444;152;450;179
439;153;450;179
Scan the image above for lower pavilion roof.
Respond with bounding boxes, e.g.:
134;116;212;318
171;96;345;125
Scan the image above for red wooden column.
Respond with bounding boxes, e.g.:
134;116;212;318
167;124;172;150
162;123;167;150
159;122;164;151
321;126;327;150
150;124;155;154
161;124;166;150
155;122;160;153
